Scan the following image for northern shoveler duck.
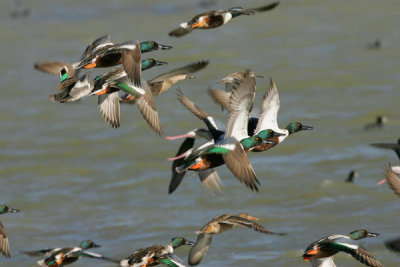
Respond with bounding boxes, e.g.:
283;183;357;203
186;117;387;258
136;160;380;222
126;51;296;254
147;61;209;96
345;170;359;183
172;76;280;192
120;237;194;267
188;213;285;266
209;78;313;152
169;2;279;37
34;35;115;80
25;240;118;267
364;115;388;130
89;43;163;134
217;71;263;92
48;58;167;104
0;205;19;258
302;229;382;267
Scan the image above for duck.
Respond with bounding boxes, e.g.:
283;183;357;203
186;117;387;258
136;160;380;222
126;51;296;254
188;213;285;266
345;170;359;183
89;44;163;134
147;61;209;96
172;75;281;192
48;58;167;104
364;115;388;130
217;71;264;92
120;237;194;267
25;240;118;267
209;78;313;152
169;2;279;37
34;35;116;80
302;229;382;267
0;205;20;258
379;164;400;197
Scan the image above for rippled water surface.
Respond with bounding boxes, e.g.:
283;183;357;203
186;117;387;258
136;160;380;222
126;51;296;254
1;0;400;266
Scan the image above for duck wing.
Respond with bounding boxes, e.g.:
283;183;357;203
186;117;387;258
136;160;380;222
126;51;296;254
159;253;187;267
169;27;193;37
34;61;76;77
149;61;208;83
75;251;120;263
188;233;213;266
225;71;256;141
169;137;196;194
383;164;400;197
370;143;400;159
243;1;280;14
198;168;222;194
255;78;281;134
220;215;285;235
0;221;10;258
122;41;142;88
207;88;232;111
136;80;163;135
309;257;336;267
98;91;120;128
82;34;112;59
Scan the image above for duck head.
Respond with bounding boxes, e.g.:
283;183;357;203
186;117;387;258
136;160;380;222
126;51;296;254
142;59;168;71
286;122;313;134
0;205;20;214
170;237;195;248
140;41;172;52
348;229;379;240
79;240;100;249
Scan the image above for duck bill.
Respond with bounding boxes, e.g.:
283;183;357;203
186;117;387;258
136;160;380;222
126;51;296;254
273;132;286;137
302;125;314;130
8;207;20;213
92;243;101;248
366;232;379;237
262;139;276;145
158;43;173;50
165;133;192;140
155;60;168;66
185;240;196;246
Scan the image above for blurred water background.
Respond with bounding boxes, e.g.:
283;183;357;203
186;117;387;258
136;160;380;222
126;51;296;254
1;0;400;266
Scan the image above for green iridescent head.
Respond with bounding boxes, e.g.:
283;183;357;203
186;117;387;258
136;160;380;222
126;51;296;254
0;205;20;214
348;229;379;240
141;59;168;71
285;122;313;135
139;41;172;53
79;240;100;249
240;136;262;150
170;237;195;248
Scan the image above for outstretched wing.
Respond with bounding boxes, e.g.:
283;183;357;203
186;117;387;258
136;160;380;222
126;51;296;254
188;233;213;266
149;61;208;83
243;2;280;14
255;78;280;134
0;221;10;258
98;92;121;128
383;164;400;198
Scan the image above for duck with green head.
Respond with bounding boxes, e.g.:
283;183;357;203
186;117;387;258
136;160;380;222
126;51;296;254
0;205;20;258
169;2;279;37
302;229;382;267
26;240;118;267
120;237;194;267
89;45;163;134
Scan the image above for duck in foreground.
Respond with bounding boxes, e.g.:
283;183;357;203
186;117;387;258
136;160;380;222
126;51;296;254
169;1;279;37
209;77;313;152
302;229;382;267
188;213;285;266
25;240;118;266
120;237;194;267
0;205;19;258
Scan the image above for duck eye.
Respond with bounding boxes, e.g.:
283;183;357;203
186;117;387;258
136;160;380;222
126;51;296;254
297;123;301;127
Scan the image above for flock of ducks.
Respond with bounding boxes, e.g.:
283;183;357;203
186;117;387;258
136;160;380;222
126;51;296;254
2;1;399;267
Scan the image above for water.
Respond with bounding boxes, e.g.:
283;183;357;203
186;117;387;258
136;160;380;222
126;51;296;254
1;0;400;266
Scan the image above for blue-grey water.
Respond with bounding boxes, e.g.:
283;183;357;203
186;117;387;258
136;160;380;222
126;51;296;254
1;0;400;266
